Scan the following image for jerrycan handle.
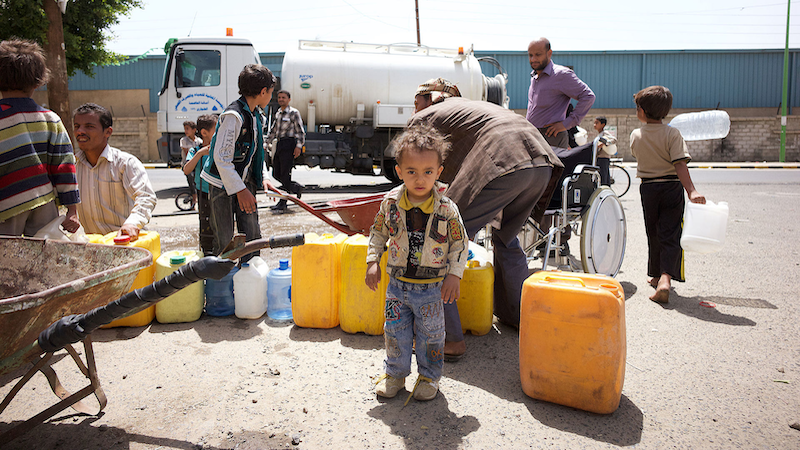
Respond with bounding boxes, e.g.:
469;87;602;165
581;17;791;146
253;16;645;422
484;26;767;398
542;274;586;287
600;283;622;298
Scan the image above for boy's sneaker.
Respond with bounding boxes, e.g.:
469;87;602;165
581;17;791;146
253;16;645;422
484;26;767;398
411;376;439;401
375;374;405;398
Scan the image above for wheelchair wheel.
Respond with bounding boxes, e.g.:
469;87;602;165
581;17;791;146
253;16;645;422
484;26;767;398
580;187;626;277
608;164;631;197
175;191;195;211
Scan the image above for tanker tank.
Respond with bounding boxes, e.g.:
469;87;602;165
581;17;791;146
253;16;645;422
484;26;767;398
280;40;507;129
277;40;507;181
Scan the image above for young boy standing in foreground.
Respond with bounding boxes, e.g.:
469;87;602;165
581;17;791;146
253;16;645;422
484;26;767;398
366;123;468;402
630;86;705;304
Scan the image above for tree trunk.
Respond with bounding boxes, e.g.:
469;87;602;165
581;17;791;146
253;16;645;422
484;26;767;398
43;0;73;143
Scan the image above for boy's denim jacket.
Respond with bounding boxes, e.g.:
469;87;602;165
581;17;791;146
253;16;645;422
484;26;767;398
367;181;468;280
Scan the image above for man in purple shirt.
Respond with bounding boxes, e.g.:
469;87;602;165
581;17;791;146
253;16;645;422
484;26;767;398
526;37;595;148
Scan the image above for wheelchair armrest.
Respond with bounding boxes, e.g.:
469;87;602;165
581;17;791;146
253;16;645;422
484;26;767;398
572;164;601;176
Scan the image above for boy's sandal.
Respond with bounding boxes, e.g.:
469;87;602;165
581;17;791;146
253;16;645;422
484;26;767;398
444;352;464;362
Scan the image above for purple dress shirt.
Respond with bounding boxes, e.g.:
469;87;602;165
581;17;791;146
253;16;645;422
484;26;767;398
526;60;595;130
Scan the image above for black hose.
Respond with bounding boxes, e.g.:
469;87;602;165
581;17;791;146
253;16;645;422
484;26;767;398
38;256;235;353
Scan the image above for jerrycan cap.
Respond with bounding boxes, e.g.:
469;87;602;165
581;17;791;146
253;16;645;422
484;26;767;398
279;259;289;270
113;235;131;245
170;255;186;265
241;262;250;267
467;249;474;260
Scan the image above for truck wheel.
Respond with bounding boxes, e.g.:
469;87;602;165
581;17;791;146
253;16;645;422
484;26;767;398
382;159;401;184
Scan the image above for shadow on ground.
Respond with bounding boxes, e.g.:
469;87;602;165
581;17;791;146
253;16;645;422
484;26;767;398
525;394;643;447
0;416;235;450
659;293;772;326
367;393;479;450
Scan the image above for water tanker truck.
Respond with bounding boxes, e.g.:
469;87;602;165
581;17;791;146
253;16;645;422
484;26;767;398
157;38;508;181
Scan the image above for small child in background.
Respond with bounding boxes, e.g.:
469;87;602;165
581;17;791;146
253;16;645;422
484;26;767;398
182;114;218;255
630;85;705;304
593;116;617;186
366;122;468;403
180;121;202;206
0;38;80;236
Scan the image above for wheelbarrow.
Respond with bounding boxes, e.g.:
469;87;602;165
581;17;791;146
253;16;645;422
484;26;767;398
265;181;384;236
0;233;304;445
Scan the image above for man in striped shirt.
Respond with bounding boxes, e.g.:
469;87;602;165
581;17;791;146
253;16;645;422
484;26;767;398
266;90;305;213
72;103;156;240
0;39;80;236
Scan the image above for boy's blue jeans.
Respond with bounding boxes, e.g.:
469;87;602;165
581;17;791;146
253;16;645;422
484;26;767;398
384;277;445;381
208;181;261;262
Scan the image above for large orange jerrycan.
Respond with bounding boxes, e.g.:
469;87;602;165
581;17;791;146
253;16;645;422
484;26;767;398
520;271;626;414
291;233;347;329
339;234;387;335
99;231;161;328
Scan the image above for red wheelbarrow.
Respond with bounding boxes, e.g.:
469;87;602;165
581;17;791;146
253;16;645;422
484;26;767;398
265;181;384;236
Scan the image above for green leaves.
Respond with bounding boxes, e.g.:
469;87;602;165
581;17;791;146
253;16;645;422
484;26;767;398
0;0;142;77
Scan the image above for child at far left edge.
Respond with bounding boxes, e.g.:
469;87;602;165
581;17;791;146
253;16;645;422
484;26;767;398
0;38;80;236
365;122;468;404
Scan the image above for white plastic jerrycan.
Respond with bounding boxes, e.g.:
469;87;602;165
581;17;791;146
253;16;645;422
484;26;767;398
681;200;729;254
33;215;88;242
233;256;269;319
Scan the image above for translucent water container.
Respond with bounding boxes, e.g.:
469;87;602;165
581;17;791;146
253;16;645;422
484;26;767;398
668;110;730;141
681;200;729;254
339;234;387;335
267;259;292;321
100;231;160;328
205;265;239;316
291;233;347;328
457;251;494;336
520;271;626;414
234;256;268;319
155;250;204;323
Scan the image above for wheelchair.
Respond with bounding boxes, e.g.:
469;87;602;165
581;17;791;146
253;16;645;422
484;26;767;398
517;140;627;277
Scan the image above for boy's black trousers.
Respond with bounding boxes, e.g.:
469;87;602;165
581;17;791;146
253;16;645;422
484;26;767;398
640;180;685;282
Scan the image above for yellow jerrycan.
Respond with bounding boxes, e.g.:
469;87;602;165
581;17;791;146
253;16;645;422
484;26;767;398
155;250;204;323
456;258;494;336
291;233;347;329
520;270;626;414
100;231;161;328
339;234;388;335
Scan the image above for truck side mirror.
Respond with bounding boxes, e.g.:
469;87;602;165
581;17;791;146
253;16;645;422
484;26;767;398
174;49;185;97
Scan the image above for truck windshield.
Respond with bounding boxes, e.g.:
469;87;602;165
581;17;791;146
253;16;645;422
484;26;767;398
177;50;222;87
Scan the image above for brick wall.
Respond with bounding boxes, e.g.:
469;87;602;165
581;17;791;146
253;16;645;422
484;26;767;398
107;117;152;162
575;114;800;162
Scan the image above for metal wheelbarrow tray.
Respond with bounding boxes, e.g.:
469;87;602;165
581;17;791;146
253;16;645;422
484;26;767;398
0;237;152;444
265;181;384;235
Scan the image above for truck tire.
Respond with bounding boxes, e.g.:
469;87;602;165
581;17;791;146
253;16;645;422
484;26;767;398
382;159;401;184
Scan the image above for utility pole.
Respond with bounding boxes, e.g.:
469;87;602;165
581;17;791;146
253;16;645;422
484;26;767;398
415;0;421;46
43;0;72;143
780;0;791;162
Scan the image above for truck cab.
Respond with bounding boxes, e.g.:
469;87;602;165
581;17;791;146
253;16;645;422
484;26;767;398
157;37;261;166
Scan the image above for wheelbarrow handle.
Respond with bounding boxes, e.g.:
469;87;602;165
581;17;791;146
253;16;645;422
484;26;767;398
219;233;305;260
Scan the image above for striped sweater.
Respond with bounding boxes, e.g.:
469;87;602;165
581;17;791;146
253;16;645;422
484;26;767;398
0;97;80;223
